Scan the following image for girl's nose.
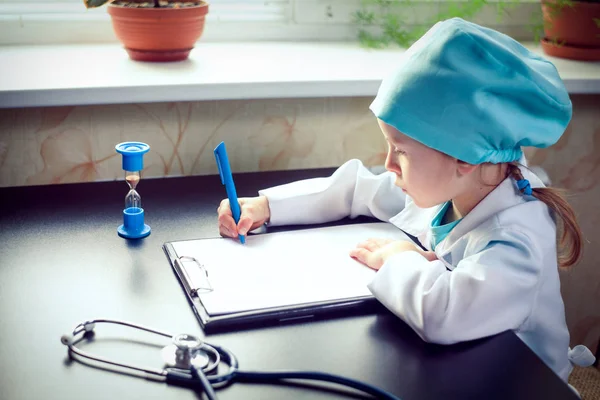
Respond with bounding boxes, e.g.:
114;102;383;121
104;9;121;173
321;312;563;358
385;151;401;175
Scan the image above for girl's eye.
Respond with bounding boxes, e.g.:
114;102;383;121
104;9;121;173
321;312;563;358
387;142;406;155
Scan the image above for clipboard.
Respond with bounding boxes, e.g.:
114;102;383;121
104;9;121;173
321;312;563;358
163;222;411;333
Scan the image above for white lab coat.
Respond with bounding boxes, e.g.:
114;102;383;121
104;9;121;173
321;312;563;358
259;159;592;382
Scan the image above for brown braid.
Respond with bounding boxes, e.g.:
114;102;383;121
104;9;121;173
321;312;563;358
507;163;583;268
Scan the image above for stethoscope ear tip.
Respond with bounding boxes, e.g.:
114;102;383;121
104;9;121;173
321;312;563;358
61;334;74;346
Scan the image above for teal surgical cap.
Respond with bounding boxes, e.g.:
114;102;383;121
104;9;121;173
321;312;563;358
370;18;572;165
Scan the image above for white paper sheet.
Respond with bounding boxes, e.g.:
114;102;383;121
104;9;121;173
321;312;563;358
170;222;410;316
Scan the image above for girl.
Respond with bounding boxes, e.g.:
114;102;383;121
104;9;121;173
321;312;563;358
217;18;595;383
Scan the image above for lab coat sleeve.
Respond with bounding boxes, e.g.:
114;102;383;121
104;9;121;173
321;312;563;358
367;228;541;344
258;159;406;226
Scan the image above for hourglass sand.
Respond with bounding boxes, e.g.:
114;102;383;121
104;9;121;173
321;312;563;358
115;142;151;239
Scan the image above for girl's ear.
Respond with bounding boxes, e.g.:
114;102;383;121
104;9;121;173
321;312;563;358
456;160;478;177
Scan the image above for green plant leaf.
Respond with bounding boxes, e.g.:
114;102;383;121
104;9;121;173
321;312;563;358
353;9;376;25
353;0;543;48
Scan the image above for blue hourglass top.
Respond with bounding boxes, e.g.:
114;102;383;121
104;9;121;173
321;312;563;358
116;142;150;172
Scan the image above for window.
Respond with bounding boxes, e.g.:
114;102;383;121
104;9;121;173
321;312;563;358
0;0;539;46
0;0;359;45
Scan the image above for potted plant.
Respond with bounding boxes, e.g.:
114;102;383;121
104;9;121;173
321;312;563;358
85;0;209;62
353;0;527;48
540;0;600;61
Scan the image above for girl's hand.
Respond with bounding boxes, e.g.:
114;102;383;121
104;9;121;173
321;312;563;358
349;238;438;271
217;196;271;239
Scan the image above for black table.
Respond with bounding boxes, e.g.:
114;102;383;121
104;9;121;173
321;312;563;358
0;168;578;400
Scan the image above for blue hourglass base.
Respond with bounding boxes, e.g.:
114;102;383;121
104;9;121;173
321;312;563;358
118;207;151;239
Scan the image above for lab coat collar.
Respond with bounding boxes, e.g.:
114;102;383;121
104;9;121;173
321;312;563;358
388;166;545;249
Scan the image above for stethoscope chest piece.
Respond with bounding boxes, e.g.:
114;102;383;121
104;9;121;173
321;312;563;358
162;333;210;370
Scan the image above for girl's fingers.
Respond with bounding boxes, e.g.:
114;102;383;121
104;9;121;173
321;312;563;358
217;199;232;217
350;247;370;264
350;247;383;271
219;197;269;237
349;247;367;262
217;200;237;234
237;216;253;236
219;226;236;238
218;213;238;236
350;247;381;271
356;239;379;252
378;238;394;246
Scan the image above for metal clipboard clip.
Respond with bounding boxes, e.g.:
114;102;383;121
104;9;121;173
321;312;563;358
174;256;213;297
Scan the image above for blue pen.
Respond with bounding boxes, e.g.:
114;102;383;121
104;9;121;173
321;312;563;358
214;141;245;244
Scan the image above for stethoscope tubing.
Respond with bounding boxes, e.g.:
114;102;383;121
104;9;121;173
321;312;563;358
63;318;401;400
63;319;239;384
65;319;171;378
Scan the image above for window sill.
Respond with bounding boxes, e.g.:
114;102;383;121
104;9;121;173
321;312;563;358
1;41;599;109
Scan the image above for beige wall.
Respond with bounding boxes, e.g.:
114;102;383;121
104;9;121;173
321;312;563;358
0;98;385;186
0;94;598;353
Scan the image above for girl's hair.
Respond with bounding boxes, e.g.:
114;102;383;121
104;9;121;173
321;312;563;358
507;163;583;268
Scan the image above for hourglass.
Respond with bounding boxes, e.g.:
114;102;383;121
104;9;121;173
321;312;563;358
116;142;151;239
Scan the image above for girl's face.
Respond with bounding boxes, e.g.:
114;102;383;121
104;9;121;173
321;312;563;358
379;119;467;208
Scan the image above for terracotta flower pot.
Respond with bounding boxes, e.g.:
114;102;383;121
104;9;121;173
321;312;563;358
541;0;600;61
107;1;209;62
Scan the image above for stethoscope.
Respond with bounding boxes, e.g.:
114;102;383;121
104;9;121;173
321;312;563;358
62;318;401;400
